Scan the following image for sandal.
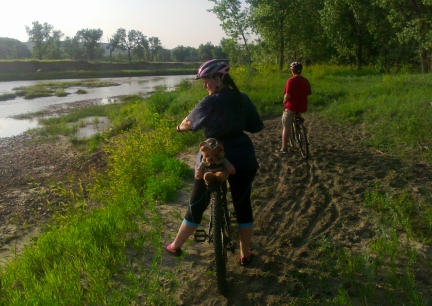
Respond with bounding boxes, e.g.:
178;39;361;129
165;243;183;257
239;250;253;266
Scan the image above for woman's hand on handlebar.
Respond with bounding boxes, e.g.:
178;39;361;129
176;117;192;132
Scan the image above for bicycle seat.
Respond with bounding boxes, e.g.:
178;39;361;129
296;117;305;123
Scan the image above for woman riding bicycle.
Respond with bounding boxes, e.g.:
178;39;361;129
278;61;312;154
166;59;264;266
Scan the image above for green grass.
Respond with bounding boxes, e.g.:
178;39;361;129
27;96;140;149
364;183;432;243
232;64;432;163
307;70;432;161
0;93;16;101
1;65;431;304
10;80;120;100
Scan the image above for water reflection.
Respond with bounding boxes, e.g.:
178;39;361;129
0;75;194;139
75;117;111;139
0;118;39;138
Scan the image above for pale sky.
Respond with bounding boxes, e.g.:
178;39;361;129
0;0;227;49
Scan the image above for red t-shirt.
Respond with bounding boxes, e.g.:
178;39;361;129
283;75;311;112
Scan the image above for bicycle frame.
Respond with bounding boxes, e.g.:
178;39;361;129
289;113;309;159
274;103;309;159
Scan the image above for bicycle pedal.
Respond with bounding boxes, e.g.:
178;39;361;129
194;229;208;242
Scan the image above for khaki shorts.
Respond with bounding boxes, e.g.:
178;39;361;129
282;110;296;129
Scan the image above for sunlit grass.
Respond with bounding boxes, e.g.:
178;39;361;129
233;65;432;163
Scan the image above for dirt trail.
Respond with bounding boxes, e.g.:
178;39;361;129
1;113;431;304
159;113;432;305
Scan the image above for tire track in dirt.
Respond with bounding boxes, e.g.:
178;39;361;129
250;115;341;268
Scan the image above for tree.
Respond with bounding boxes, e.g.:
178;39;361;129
171;46;194;62
159;49;172;62
246;0;343;68
63;36;83;60
0;38;31;59
220;38;243;64
114;28;145;63
375;0;432;73
140;36;150;61
76;28;103;61
25;21;53;60
107;36;120;62
148;37;163;61
208;0;253;64
366;4;407;72
320;0;374;70
212;45;226;59
248;0;294;69
46;30;64;59
132;36;150;61
198;42;215;61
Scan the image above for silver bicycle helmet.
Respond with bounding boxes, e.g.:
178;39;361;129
290;61;303;74
196;59;230;80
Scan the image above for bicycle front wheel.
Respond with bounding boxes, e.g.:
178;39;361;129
296;123;309;159
210;187;227;295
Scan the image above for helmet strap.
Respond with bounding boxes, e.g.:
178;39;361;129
210;76;222;94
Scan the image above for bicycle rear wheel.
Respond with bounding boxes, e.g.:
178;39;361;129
289;124;296;148
210;185;227;295
296;123;309;159
221;187;234;254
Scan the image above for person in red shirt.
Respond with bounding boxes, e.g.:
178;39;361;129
278;61;312;153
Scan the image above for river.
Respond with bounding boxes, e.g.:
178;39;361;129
0;75;194;138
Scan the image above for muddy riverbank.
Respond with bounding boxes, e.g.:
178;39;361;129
0;99;108;264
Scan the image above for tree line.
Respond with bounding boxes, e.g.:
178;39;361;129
2;0;431;73
209;0;432;73
0;21;226;63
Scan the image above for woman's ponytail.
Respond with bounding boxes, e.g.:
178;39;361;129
222;74;243;107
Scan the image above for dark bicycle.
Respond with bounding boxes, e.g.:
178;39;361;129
194;180;234;295
176;125;234;295
288;112;309;159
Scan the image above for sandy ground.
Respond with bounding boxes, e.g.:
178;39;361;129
1;109;431;304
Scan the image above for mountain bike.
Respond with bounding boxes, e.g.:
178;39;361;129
194;180;235;295
274;102;310;159
176;126;234;295
288;112;309;159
